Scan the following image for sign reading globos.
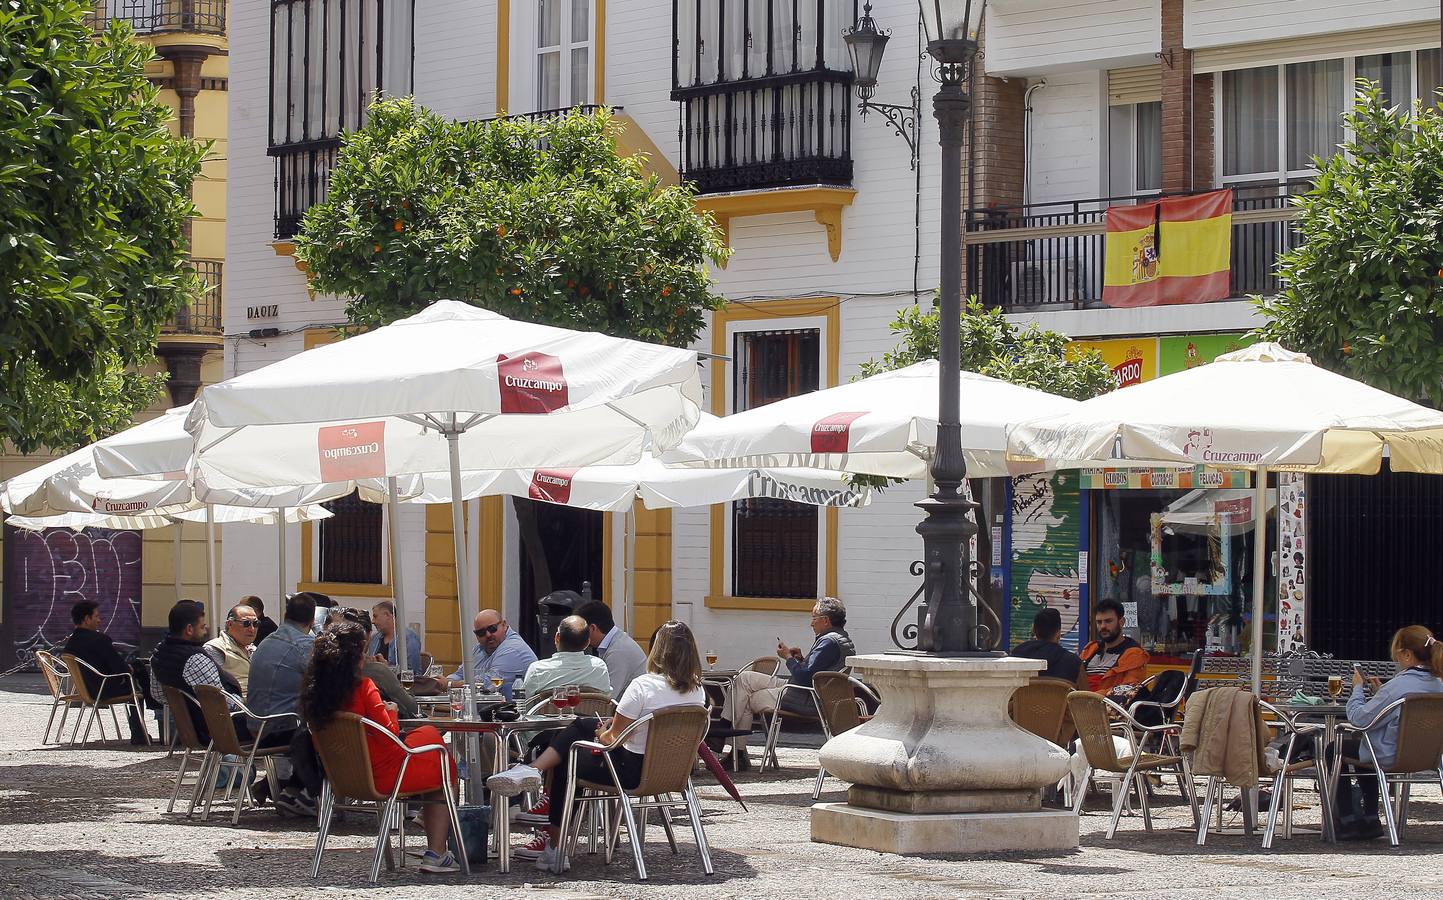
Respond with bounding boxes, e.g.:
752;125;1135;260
528;469;577;504
497;352;570;414
810;411;868;454
317;421;387;481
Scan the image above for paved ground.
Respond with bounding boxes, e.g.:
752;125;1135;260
3;676;1441;899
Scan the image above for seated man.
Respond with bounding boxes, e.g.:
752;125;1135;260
724;596;855;763
343;607;419;719
1013;607;1086;687
63;600;149;744
150;600;245;747
368;599;421;673
522;615;612;699
248;591;322;815
205;603;258;693
448;609;537;701
1079;599;1150;697
578;601;647;699
246;595;278;645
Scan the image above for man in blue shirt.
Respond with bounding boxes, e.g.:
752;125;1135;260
448;608;537;701
368;599;421;673
247;592;320;816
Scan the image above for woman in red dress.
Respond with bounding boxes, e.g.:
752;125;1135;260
301;622;459;873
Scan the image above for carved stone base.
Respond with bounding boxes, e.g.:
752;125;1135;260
811;803;1078;855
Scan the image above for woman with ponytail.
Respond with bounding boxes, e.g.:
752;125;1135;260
301;622;459;873
1334;625;1443;839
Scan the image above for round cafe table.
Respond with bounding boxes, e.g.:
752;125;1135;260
1271;700;1350;843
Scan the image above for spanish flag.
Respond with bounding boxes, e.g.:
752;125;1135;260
1102;189;1233;308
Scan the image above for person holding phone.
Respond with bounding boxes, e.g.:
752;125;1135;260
721;597;855;767
1335;625;1443;839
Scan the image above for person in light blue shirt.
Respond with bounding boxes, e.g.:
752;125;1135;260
447;609;538;701
522;616;612;699
367;600;421;673
1335;625;1443;840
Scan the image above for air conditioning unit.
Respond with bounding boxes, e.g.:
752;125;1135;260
1009;259;1079;306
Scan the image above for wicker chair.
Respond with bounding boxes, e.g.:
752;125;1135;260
553;705;714;880
160;685;215;816
1010;677;1074;746
1067;690;1197;838
810;672;878;799
35;650;81;746
61;653;149;747
310;711;469;882
1331;693;1443;846
525;689;616;718
193;685;297;825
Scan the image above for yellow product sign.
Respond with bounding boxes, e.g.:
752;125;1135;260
1067;338;1159;389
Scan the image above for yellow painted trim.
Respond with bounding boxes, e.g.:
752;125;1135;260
496;0;510;114
707;297;842;611
613;113;679;187
477;495;504;609
297;581;393;599
694;187;857;262
594;0;606;105
147;33;227;54
272;241;296;257
602;511;613;600
704;595;817;613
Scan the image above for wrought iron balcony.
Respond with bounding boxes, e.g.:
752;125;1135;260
965;182;1308;312
270;138;341;240
89;0;227;36
163;259;223;337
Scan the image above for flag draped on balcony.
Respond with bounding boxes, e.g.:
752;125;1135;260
1102;189;1233;307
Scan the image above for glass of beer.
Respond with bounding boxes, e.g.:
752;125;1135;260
489;674;504;696
1327;674;1343;698
400;668;415;688
448;687;465;719
706;650;719;670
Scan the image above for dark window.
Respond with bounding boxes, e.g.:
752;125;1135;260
268;0;415;238
318;493;384;584
671;0;855;194
731;328;820;599
89;0;228;35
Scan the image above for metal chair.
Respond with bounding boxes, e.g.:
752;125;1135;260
1068;690;1197;838
310;711;470;883
159;685;215;816
34;650;81;745
554;705;714;880
1331;693;1443;846
759;683;826;772
61;653;150;747
1260;700;1324;848
811;672;878;799
192;685;297;825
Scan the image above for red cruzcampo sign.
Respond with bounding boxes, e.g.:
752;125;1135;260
497;352;570;414
810;411;867;454
317;421;387;481
528;469;577;504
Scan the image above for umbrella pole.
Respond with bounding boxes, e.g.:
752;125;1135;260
277;506;287;613
623;507;636;635
444;418;480;799
205;504;218;638
1251;466;1268;695
387;476;409;674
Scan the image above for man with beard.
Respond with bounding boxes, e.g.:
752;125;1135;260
1079;599;1149;696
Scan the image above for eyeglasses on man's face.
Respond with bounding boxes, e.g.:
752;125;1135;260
474;622;503;638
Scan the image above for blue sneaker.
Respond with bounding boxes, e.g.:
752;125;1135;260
418;849;460;874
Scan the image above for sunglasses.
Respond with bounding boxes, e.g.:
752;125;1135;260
230;619;259;628
473;623;503;638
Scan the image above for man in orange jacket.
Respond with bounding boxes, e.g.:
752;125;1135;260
1080;599;1150;696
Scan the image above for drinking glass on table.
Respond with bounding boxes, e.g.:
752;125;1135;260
706;649;719;670
565;684;581;712
426;663;442;680
488;674;505;696
1327;674;1343;699
400;668;415;688
448;687;465;718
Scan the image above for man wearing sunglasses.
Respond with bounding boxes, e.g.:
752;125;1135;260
447;609;537;701
204;603;259;693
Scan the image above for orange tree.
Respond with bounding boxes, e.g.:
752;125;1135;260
296;98;729;346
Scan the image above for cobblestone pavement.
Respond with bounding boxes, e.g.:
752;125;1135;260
2;679;1441;899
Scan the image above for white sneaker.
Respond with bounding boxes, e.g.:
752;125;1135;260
486;764;542;798
418;849;460;874
535;840;570;873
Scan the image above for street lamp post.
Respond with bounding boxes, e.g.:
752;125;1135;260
848;0;990;655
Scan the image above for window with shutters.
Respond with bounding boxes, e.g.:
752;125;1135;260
536;0;592;110
730;328;821;599
317;492;384;585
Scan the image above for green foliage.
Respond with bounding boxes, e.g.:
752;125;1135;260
0;0;203;451
1255;84;1443;405
297;98;730;346
859;298;1116;401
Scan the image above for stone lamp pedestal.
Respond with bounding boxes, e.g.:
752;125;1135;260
810;654;1078;854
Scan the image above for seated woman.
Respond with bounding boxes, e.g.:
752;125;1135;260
300;622;459;873
487;619;706;872
1336;624;1443;840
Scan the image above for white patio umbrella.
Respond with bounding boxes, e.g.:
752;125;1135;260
1007;342;1443;690
661;360;1080;478
178;300;702;731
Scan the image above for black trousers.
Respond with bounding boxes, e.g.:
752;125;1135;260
544;718;645;827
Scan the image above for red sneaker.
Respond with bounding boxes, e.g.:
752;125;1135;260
511;831;549;860
515;792;550;826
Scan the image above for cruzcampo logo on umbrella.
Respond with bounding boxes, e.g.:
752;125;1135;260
498;352;570;413
317;421;387;481
810;411;868;454
528;469;577;504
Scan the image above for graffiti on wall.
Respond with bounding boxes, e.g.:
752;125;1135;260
1277;473;1307;653
1009;473;1083;651
5;526;142;667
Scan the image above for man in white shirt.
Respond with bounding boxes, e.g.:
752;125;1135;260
578;601;646;699
521;616;611;698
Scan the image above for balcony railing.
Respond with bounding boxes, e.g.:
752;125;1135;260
965;183;1307;311
163;259;222;336
270;138;341;240
89;0;227;36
